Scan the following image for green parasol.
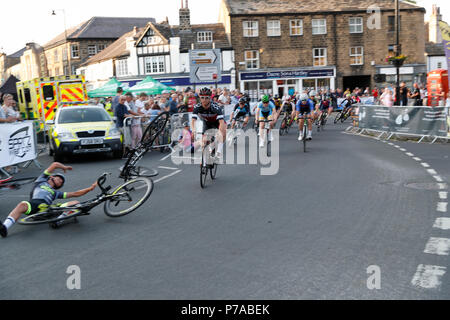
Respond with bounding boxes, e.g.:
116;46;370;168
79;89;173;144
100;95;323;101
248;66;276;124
87;78;125;98
127;76;175;95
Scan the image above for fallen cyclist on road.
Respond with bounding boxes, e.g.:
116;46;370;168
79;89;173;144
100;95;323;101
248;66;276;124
0;162;97;238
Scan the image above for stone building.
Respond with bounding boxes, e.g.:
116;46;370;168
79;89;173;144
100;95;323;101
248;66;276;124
220;0;426;100
43;16;155;77
0;47;26;84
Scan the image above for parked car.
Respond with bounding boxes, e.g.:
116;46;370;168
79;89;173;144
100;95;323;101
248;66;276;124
46;106;122;161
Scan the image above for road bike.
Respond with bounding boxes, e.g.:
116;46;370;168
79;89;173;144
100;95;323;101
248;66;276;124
18;173;153;228
0;168;36;192
316;110;328;132
119;112;169;181
227;117;246;147
296;114;310;153
279;111;293;136
200;135;219;189
259;119;273;157
334;107;351;124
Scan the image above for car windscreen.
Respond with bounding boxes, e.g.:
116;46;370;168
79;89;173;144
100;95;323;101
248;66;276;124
58;108;110;124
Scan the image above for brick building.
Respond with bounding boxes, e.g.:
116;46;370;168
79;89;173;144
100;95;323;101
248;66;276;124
43;16;155;77
220;0;426;100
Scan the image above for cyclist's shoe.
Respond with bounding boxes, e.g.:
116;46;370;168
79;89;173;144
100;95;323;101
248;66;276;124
307;132;312;140
0;224;7;238
298;133;303;141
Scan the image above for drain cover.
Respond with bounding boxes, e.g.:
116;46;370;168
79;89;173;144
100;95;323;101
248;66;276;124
404;182;444;190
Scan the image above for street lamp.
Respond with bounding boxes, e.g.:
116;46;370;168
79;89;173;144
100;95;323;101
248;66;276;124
394;0;400;105
51;9;71;75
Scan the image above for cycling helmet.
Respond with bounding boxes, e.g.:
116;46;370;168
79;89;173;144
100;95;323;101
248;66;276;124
309;90;317;96
182;121;190;127
51;173;65;189
199;87;212;96
346;94;352;98
239;97;246;104
300;93;309;101
274;94;279;99
261;95;270;103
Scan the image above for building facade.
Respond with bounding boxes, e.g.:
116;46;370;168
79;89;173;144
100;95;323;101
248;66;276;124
79;1;235;91
220;0;426;100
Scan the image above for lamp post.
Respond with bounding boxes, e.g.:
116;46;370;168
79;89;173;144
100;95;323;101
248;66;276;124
394;0;400;105
51;9;71;75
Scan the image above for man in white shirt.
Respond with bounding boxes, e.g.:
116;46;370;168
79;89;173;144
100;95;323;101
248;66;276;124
124;93;144;149
1;94;21;122
218;89;231;106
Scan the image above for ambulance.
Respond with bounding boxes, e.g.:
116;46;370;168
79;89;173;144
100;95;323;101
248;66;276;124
15;75;89;127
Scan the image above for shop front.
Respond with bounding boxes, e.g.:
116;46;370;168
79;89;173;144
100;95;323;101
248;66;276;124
239;67;336;101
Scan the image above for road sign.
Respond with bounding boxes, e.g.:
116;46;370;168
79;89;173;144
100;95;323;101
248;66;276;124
189;49;222;84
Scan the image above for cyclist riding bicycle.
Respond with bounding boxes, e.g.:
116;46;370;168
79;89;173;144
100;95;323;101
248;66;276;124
191;87;227;158
309;90;321;122
256;95;276;148
0;162;97;238
281;96;296;127
229;97;250;129
319;93;333;120
340;94;354;118
296;93;314;141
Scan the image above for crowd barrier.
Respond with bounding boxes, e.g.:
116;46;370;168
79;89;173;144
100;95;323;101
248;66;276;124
0;121;39;168
354;105;450;142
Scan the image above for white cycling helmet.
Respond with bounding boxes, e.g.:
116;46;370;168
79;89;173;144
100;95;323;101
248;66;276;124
300;93;309;101
309;90;317;96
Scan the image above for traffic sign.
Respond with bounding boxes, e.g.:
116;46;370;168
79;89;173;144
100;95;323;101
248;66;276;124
189;49;222;84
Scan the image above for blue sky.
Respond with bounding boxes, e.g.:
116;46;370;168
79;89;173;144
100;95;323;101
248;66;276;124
1;0;449;55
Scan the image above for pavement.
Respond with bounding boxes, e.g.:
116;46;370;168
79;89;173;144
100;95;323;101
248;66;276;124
1;118;449;299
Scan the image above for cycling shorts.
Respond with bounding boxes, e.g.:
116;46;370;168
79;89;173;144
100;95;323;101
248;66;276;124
297;106;312;118
320;103;332;111
258;110;273;121
200;119;220;135
23;199;70;216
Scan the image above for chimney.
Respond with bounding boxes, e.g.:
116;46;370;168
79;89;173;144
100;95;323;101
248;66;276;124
429;5;443;43
179;0;191;32
133;26;138;36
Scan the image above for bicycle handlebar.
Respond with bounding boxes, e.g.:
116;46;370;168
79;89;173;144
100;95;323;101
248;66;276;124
97;173;111;193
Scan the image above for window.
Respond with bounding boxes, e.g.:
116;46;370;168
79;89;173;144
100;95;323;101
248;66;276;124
88;45;97;57
313;48;327;66
144;56;165;74
197;31;213;42
290;19;303;36
267;20;281;37
243;21;259;37
98;44;106;52
350;47;364;65
116;59;128;76
24;88;31;103
244;50;259;70
312;19;327;35
437;62;442;69
71;44;79;59
54;49;59;62
388;16;401;32
62;47;67;61
349;17;363;33
71;65;77;75
54;67;60;76
43;85;54;101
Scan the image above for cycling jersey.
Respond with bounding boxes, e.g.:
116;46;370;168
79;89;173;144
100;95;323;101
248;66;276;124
29;171;67;205
319;100;331;111
192;102;224;123
296;99;315;114
233;103;250;117
281;101;295;113
340;99;353;109
257;101;276;113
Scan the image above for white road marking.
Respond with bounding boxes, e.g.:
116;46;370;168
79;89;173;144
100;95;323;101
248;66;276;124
154;170;182;183
400;148;407;151
439;192;448;200
437;202;448;212
406;152;414;157
158;166;179;171
411;265;446;289
438;183;448;190
433;176;444;182
388;143;394;146
427;169;437;175
160;152;175;161
394;145;401;148
421;163;430;168
413;157;422;161
433;218;450;230
424;237;450;256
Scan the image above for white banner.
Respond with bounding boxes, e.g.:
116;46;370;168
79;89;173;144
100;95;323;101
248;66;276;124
0;121;37;167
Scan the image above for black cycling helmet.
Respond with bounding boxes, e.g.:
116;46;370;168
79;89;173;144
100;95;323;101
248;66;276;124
51;173;66;189
199;87;212;96
239;97;246;104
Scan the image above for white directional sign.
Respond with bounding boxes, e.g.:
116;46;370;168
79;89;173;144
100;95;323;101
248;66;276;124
189;49;222;84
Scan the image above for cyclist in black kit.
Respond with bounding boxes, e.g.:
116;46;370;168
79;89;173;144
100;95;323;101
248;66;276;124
191;87;227;157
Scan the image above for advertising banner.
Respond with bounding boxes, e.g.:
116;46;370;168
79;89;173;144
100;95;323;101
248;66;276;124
0;121;37;167
358;106;448;137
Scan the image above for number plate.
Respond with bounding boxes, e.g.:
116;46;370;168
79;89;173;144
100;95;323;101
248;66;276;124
80;138;103;145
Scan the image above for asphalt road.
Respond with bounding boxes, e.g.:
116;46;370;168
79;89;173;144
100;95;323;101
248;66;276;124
1;118;449;299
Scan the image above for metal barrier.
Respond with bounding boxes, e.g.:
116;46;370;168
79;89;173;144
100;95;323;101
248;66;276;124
353;105;450;144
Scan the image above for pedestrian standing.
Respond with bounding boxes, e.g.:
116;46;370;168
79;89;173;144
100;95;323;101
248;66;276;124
410;83;422;106
380;88;394;107
111;87;123;115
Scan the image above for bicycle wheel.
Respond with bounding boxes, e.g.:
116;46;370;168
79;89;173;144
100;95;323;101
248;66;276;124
303;125;307;153
210;163;218;180
128;166;159;178
334;113;341;124
141;112;170;147
200;149;208;188
18;208;82;225
104;177;153;218
0;177;37;190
